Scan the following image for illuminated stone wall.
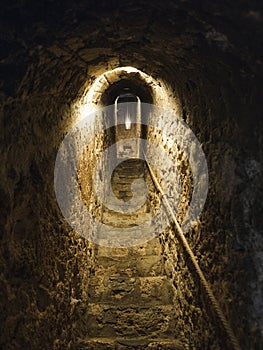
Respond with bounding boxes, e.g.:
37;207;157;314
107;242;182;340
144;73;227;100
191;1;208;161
1;1;262;349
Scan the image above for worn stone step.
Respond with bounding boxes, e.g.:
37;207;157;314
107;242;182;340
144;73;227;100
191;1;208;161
96;238;162;257
88;275;173;304
114;167;145;176
101;211;152;227
95;223;160;247
113;170;144;178
77;337;185;349
84;303;177;338
93;255;165;277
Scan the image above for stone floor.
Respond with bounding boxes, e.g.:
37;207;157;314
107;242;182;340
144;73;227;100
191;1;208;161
79;159;185;349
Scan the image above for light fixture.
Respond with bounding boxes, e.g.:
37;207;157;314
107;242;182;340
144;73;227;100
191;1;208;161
125;110;131;130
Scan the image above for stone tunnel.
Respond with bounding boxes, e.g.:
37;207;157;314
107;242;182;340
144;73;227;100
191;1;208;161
0;1;262;349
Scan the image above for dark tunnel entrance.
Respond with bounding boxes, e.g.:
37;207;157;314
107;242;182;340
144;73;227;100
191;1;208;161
1;1;262;350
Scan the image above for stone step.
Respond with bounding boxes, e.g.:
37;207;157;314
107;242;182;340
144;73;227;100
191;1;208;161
96;238;162;257
93;255;165;278
84;303;178;338
114;161;145;168
88;275;173;304
95;221;159;247
101;212;152;228
113;169;144;177
77;337;185;349
113;169;145;177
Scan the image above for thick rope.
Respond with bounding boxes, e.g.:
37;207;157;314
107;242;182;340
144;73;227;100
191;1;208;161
145;159;242;350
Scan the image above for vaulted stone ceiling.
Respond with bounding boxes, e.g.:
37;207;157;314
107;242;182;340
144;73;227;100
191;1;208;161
1;1;262;349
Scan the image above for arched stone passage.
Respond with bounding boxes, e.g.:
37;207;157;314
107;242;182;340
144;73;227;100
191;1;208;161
1;1;262;349
75;66;180;125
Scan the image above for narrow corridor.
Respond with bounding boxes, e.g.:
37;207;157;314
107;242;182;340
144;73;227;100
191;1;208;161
80;159;183;348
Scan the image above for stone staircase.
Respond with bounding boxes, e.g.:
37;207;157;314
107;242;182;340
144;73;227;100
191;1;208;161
101;159;151;229
78;159;185;349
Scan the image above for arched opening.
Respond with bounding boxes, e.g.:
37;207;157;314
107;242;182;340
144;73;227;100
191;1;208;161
1;2;262;349
114;93;141;158
102;80;152;106
75;66;181;124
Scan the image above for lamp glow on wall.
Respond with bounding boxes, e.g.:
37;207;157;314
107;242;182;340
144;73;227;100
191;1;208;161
74;66;181;125
125;110;131;130
114;94;139;130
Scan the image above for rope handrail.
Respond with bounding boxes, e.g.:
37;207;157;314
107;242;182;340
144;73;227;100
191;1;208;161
144;157;242;350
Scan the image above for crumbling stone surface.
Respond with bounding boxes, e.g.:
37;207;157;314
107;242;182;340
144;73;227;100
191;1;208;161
0;0;262;349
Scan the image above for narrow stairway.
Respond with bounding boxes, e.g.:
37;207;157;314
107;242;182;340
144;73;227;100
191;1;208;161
78;159;185;349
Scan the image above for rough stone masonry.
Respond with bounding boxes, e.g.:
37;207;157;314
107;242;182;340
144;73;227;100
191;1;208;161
0;1;262;349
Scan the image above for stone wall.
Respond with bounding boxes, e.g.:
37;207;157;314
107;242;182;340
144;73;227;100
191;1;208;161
146;66;262;348
0;97;97;349
1;0;262;349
